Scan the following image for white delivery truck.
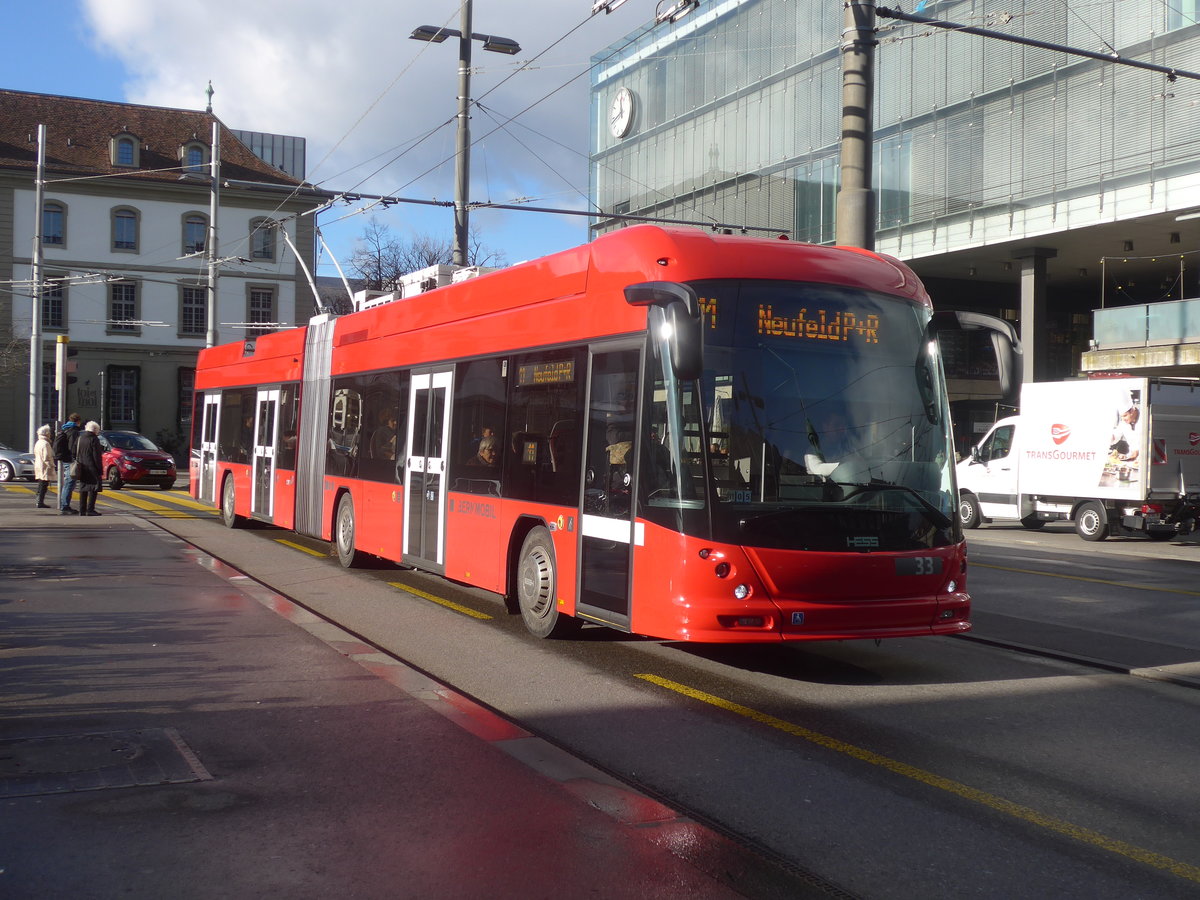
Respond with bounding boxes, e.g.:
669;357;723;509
956;378;1200;541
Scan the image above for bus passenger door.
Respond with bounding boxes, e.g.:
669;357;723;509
577;347;641;629
198;393;221;504
404;368;452;573
251;388;279;520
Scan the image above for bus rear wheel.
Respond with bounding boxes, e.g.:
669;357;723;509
516;527;578;639
220;476;242;529
335;494;360;568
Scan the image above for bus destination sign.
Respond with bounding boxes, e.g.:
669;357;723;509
517;359;576;386
758;305;880;344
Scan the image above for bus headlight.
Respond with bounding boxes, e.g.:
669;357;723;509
733;584;751;600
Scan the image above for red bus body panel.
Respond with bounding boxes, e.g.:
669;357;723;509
192;226;962;643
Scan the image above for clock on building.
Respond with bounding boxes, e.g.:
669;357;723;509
609;87;635;138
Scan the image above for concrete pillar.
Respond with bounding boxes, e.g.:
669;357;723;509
1015;247;1057;385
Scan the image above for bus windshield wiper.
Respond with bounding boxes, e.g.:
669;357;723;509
837;480;953;530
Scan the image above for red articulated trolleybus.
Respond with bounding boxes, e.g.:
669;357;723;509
191;225;1017;642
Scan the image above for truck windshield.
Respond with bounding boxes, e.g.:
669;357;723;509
666;279;958;552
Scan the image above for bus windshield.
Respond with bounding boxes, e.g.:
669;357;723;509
679;279;957;552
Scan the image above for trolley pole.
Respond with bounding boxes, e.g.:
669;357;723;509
835;0;877;250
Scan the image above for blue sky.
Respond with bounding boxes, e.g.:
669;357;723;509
3;1;658;278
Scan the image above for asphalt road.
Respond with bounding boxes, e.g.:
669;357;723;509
10;483;1200;899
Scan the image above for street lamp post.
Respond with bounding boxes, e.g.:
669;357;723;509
410;1;520;267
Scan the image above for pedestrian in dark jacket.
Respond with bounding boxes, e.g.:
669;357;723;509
54;412;82;515
74;420;104;517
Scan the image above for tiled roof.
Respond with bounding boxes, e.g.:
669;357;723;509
0;88;302;188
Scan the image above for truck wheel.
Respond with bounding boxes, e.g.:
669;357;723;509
1020;514;1045;530
516;527;579;639
958;493;982;529
1075;501;1109;542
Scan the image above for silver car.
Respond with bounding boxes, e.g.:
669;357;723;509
0;441;35;482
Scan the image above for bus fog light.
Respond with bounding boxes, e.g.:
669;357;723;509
733;583;751;600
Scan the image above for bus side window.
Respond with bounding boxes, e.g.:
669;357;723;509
327;384;361;477
450;358;507;496
276;384;299;471
507;349;586;506
360;373;402;483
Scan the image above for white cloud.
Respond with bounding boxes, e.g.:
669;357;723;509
80;0;660;268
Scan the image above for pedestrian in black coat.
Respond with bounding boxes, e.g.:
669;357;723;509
74;421;104;517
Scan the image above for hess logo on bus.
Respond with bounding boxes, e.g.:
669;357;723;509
1050;424;1071;445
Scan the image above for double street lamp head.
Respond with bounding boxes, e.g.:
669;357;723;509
409;25;521;55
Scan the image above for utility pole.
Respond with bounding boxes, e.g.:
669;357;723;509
410;4;521;267
28;123;46;451
454;1;473;268
207;120;221;348
835;0;877;250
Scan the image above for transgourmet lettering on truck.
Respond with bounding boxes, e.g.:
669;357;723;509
1024;448;1099;461
1025;422;1097;461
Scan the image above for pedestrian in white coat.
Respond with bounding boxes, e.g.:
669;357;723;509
33;424;56;509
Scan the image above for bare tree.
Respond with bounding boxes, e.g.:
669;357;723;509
0;336;29;387
348;219;405;292
348;219;507;291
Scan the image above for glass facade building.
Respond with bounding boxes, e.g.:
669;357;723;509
590;0;1200;259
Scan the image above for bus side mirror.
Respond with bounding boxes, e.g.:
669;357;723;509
927;310;1022;406
625;281;703;381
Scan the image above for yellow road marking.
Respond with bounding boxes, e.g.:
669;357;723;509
97;492;174;512
137;490;220;512
52;487;216;518
388;582;493;620
974;562;1200;598
635;673;1200;884
276;538;327;557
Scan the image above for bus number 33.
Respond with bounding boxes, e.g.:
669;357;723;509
895;557;942;575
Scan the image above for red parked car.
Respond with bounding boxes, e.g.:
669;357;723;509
100;430;177;490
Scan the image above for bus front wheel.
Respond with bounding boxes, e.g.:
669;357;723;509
516;527;578;639
335;494;360;568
